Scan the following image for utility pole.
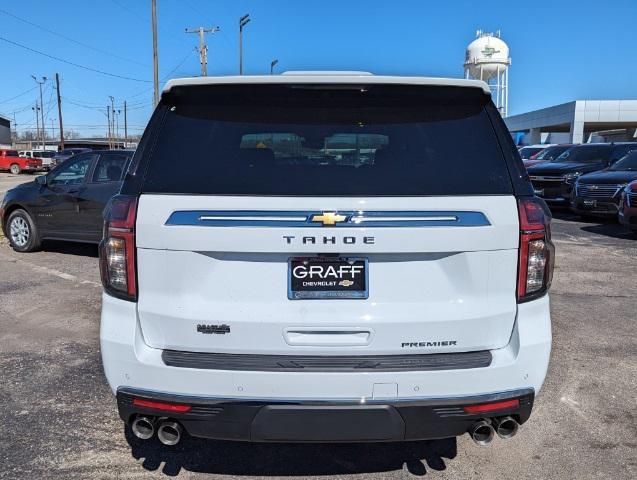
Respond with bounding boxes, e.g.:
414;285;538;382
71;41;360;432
115;109;121;148
185;26;220;76
124;101;128;147
239;14;250;75
55;73;65;150
32;104;40;149
108;96;115;149
31;75;47;150
270;59;278;75
12;112;17;143
151;0;159;107
106;106;112;149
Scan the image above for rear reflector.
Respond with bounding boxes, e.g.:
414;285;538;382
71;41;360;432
463;399;519;414
132;398;192;413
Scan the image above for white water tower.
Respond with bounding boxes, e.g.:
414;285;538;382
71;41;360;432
464;30;511;117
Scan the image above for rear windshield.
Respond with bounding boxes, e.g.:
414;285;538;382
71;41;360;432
556;145;612;163
141;84;513;196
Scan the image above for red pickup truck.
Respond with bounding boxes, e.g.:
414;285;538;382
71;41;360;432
0;149;42;174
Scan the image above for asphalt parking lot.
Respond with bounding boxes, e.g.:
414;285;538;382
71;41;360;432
1;172;636;479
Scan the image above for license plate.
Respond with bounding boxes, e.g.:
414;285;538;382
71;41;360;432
288;257;368;299
534;188;544;196
584;199;597;207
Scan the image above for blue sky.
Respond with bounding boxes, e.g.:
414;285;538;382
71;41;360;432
1;0;635;137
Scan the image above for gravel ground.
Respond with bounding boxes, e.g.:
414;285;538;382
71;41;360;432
1;173;636;479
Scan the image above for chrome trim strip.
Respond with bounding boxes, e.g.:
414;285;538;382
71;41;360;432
199;215;309;222
166;210;490;228
351;215;458;223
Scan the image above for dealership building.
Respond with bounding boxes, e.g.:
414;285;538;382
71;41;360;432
504;100;637;144
0;115;11;146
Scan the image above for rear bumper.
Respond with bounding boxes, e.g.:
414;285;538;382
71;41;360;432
100;293;551;441
116;387;534;442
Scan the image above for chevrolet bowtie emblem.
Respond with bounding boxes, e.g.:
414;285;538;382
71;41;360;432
310;212;348;226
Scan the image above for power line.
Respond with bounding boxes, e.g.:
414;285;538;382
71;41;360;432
0;36;152;83
0;85;38;105
0;8;148;68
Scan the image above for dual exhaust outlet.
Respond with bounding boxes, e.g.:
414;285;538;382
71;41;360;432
133;413;517;447
469;416;519;446
131;416;183;446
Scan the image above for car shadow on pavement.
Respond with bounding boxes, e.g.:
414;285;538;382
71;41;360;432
39;240;99;257
125;428;457;477
579;224;636;240
549;210;635;240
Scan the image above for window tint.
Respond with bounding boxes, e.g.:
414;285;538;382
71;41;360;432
49;155;96;186
611;144;637;160
556;146;612;163
141;84;512;196
92;153;130;182
520;147;544;159
610;151;637;171
534;145;569;161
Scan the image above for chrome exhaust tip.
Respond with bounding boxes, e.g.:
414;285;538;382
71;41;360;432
469;420;495;446
131;416;155;440
494;416;519;439
157;420;183;446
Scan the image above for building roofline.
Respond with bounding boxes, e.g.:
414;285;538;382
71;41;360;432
162;74;491;95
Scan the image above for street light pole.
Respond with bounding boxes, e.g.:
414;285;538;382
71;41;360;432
239;14;250;75
31;75;47;150
151;0;159;107
270;59;278;75
32;104;40;150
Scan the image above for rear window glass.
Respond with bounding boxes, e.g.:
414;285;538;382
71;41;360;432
92;153;131;182
141;84;512;196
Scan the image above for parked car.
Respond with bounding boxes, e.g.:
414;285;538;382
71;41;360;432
98;74;554;447
570;150;637;217
618;180;637;233
19;150;57;170
51;148;93;168
523;144;574;169
527;143;637;205
518;144;550;160
0;150;133;250
0;149;43;174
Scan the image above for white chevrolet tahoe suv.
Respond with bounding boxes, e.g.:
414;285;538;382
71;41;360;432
99;73;554;447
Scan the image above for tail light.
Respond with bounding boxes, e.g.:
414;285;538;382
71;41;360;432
99;195;138;301
517;197;555;302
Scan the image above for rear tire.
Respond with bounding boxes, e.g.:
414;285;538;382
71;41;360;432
6;209;41;252
10;163;20;175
